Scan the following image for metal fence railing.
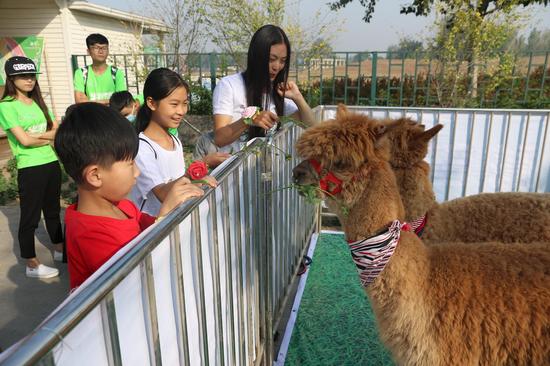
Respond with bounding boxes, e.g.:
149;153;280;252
315;106;550;200
72;50;550;108
0;124;317;366
0;106;548;365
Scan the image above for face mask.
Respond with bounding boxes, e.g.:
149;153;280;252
126;104;136;122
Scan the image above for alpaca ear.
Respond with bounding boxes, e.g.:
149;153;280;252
418;124;444;142
374;119;400;137
336;104;348;119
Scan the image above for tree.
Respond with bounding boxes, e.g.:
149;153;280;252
302;38;334;60
146;0;207;55
202;0;343;68
330;0;548;104
328;0;549;23
387;37;424;57
503;28;550;53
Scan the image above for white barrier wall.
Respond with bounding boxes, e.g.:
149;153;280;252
0;125;317;366
3;105;546;365
316;106;550;199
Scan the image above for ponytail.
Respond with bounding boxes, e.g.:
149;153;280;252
135;101;152;133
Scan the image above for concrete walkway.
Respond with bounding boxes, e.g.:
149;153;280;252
0;203;68;351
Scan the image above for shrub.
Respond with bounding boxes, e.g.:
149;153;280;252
0;158;18;205
189;83;213;115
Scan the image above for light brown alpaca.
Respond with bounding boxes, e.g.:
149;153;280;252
386;118;550;243
292;106;550;366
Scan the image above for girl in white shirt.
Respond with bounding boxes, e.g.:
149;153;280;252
213;24;316;148
131;68;216;216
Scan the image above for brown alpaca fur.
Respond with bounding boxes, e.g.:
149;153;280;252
386;118;550;243
293;105;550;366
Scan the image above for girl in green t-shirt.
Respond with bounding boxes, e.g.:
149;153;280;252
0;56;64;279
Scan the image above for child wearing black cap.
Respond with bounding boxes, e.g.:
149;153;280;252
0;56;64;278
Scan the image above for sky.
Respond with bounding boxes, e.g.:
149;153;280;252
89;0;550;52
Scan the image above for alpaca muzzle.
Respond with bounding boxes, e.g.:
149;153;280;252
292;160;317;186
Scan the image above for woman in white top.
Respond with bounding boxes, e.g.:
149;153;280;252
213;24;316;148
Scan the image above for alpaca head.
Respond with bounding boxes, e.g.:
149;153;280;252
293;104;397;205
386;118;443;168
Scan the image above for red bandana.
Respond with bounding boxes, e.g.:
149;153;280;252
347;220;411;286
409;214;427;237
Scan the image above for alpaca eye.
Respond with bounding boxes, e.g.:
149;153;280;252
333;161;348;170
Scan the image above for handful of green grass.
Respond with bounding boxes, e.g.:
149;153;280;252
292;183;323;205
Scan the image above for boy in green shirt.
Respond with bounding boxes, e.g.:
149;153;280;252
73;33;127;105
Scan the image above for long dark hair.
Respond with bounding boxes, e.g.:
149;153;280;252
242;24;291;139
1;76;53;130
135;68;190;133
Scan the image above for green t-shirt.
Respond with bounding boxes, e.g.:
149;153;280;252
0;98;58;169
136;93;144;106
73;65;127;101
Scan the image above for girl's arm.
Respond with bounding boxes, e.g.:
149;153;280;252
278;81;316;127
9;126;53;147
29;120;59;141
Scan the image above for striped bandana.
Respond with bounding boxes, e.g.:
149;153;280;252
409;214;427;237
347;220;409;286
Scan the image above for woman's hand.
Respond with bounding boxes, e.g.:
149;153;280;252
203;152;231;168
251;111;278;130
277;81;303;101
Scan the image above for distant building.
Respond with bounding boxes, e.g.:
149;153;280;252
0;0;170;119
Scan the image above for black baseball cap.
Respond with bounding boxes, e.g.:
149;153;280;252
4;56;41;77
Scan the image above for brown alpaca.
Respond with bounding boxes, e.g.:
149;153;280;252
292;105;550;366
386;117;550;243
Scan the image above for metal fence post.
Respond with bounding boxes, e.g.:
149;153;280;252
209;53;217;91
260;143;274;365
370;52;378;105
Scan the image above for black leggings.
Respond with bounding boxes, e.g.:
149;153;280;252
17;160;63;259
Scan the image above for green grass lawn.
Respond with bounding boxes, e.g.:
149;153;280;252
285;233;395;366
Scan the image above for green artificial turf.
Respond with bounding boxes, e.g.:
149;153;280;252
285;233;395;366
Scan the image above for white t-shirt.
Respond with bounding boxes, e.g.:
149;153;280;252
212;72;299;123
130;132;186;216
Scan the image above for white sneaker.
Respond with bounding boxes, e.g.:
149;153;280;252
26;264;59;279
53;251;63;262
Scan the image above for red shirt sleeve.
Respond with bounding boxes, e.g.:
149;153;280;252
138;211;156;231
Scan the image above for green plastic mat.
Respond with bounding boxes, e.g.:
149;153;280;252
285;233;395;366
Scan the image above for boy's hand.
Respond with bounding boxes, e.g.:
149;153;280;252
203;152;231;168
159;177;204;217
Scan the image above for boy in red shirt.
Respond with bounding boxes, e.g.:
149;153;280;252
55;103;205;289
